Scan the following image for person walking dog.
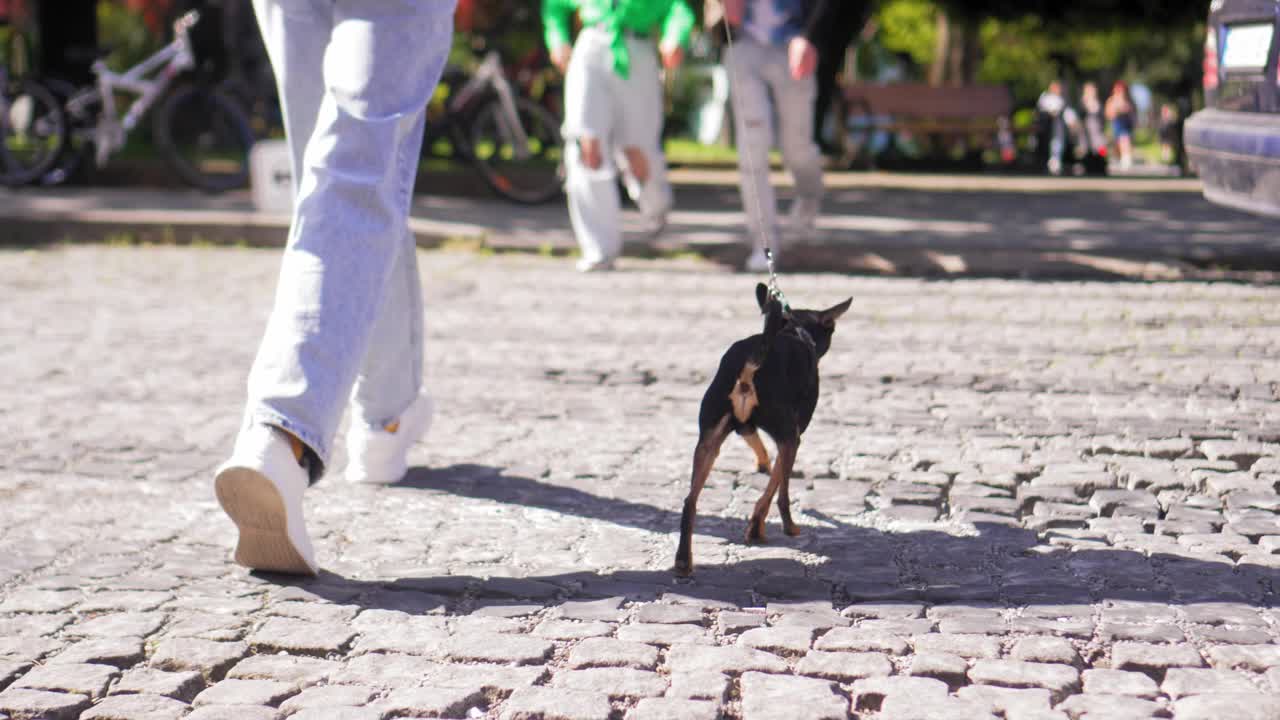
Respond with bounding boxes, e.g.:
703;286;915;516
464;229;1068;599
542;0;695;271
708;0;838;272
214;0;454;576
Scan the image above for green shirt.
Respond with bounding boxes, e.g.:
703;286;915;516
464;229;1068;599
542;0;696;79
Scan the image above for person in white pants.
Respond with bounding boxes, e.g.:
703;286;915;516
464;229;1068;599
711;0;835;272
543;0;694;272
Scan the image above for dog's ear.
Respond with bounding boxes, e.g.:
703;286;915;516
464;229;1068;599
820;298;852;327
755;283;770;313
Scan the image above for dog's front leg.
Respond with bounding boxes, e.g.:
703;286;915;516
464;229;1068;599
746;437;797;543
675;416;731;576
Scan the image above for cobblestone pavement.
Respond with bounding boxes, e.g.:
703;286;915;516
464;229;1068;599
4;245;1280;719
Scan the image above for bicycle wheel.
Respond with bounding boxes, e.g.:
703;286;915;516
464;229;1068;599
467;95;563;205
153;84;254;193
0;77;68;187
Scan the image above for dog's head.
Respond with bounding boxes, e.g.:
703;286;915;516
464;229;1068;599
755;283;851;359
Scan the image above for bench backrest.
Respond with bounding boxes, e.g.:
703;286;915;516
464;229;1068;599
846;84;1013;119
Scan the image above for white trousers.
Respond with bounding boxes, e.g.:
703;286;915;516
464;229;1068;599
562;27;673;264
726;36;824;249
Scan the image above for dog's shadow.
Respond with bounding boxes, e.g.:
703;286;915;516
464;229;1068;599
279;462;1280;614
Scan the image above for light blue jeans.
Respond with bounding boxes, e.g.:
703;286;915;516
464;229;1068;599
243;0;455;472
726;36;824;250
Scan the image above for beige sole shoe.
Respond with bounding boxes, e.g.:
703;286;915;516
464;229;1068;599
215;426;317;575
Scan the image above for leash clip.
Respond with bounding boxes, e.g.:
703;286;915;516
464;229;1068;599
764;248;791;315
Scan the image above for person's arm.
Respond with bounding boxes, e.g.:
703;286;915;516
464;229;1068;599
658;0;695;69
542;0;576;72
803;0;838;45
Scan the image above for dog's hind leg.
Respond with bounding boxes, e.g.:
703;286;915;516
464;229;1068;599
675;415;731;576
776;437;802;536
741;431;771;474
746;436;798;544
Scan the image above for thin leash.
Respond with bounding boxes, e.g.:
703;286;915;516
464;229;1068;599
719;1;790;315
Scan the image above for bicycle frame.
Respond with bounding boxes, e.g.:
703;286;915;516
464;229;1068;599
64;11;199;167
449;51;533;159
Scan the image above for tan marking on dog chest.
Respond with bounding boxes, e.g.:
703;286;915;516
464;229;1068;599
730;362;759;423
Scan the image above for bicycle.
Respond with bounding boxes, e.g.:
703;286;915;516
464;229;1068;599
50;11;253;192
423;49;563;205
0;65;68;187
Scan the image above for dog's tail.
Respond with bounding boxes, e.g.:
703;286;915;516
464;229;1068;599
748;294;786;368
731;288;787;424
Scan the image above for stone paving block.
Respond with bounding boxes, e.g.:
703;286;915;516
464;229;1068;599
551;668;666;699
0;591;81;614
909;651;968;684
665;645;789;676
626;698;719;720
555;598;626;622
717;611;767;634
77;591;172;613
379;685;489;717
842;602;926;620
445;632;554;665
47;636;145;668
478;577;562;600
1081;669;1159;698
616;623;712;646
66;612;167;639
956;685;1053;717
149;638;249;681
350;623;450;656
498;686;612;720
0;662;32;693
795;650;892;682
1111;642;1206;678
879;694;999;720
814;627;908;655
736;626;814;656
566;638;659;670
968;660;1080;702
1207;644;1280;671
247;617;356;656
666;671;730;701
80;693;191;720
426;662;548;692
184;705;277;720
0;688;92;720
531;619;614;640
635;603;704;625
278;684;378;715
1056;693;1166;719
1171;693;1280;720
1010;636;1080;666
192;678;298;707
163;613;249;642
1161;668;1259;698
913;633;1001;659
740;672;847;720
850;676;949;712
332;653;441;688
1098;622;1186;643
225;654;339;688
290;708;383;720
12;662;117;699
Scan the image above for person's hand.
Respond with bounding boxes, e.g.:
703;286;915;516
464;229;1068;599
660;41;684;71
788;36;817;80
551;44;572;74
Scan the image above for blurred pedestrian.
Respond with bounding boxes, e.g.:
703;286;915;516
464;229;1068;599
1158;103;1179;165
1079;81;1107;155
542;0;694;272
809;0;872;155
1036;80;1073;175
1105;80;1136;169
214;0;454;576
709;0;839;272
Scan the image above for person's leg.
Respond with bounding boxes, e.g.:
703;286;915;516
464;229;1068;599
727;38;779;266
617;36;672;231
242;0;453;468
766;47;824;233
562;28;623;269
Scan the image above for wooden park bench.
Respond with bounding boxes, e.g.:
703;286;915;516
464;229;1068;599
841;83;1017;166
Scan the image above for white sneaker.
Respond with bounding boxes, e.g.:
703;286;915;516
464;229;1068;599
345;393;434;485
744;247;771;273
214;425;317;576
575;257;616;273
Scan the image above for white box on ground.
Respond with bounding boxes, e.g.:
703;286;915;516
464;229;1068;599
250;139;294;214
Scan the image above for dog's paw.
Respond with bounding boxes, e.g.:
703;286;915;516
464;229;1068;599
673;559;694;577
783;523;802;537
744;522;767;544
755;462;770;474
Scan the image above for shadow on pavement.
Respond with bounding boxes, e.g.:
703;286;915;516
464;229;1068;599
274;463;1277;617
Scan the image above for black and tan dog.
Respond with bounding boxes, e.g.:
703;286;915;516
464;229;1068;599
675;283;851;576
